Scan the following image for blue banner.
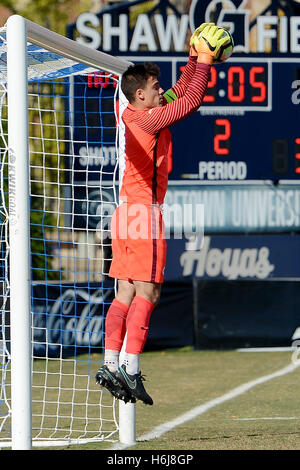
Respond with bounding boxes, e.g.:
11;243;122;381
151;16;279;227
165;234;300;281
165;183;300;233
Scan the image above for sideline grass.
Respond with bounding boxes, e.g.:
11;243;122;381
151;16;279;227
36;347;300;450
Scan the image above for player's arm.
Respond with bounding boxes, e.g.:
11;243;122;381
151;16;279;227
163;56;197;104
143;63;210;133
135;25;228;134
163;23;214;104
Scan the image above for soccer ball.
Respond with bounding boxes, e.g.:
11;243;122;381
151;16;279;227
213;29;234;64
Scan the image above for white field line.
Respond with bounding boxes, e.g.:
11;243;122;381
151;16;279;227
111;360;300;450
237;347;296;352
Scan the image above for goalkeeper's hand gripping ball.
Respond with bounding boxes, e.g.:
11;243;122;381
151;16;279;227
191;24;234;63
189;22;215;56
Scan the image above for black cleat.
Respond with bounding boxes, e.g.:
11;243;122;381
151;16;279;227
95;365;135;404
115;364;153;405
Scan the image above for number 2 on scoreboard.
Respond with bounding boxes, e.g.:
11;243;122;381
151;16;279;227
214;119;231;155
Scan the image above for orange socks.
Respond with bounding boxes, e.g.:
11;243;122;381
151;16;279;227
105;296;155;355
125;296;155;354
104;299;130;351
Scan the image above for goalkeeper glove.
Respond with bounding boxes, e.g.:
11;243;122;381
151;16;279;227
192;24;230;59
189;22;215;56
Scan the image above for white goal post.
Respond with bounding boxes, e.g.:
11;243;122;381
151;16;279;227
0;14;135;450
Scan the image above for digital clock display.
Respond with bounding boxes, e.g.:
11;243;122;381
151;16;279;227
177;61;270;109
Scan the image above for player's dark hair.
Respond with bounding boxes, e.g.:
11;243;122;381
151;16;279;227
121;62;161;103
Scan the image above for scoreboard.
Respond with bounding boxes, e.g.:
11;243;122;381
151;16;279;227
130;56;300;183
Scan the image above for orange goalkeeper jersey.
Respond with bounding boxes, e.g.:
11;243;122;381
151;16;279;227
120;59;210;206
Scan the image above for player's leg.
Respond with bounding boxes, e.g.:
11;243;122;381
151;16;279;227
133;280;161;305
116;278;136;305
125;280;160;368
104;204;165;403
104;279;136;371
115;206;166;404
96;279;136;403
116;281;161;405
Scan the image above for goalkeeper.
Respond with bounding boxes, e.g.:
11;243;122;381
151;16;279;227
96;24;232;405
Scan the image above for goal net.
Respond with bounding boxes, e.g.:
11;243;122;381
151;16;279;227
0;15;131;448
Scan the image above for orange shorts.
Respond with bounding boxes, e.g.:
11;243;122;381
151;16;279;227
109;202;167;284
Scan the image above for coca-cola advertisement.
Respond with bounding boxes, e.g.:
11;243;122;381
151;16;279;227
32;282;114;357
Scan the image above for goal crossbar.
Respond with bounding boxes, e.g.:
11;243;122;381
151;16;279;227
9;15;131;76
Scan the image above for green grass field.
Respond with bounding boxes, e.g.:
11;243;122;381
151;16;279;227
36;347;300;451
